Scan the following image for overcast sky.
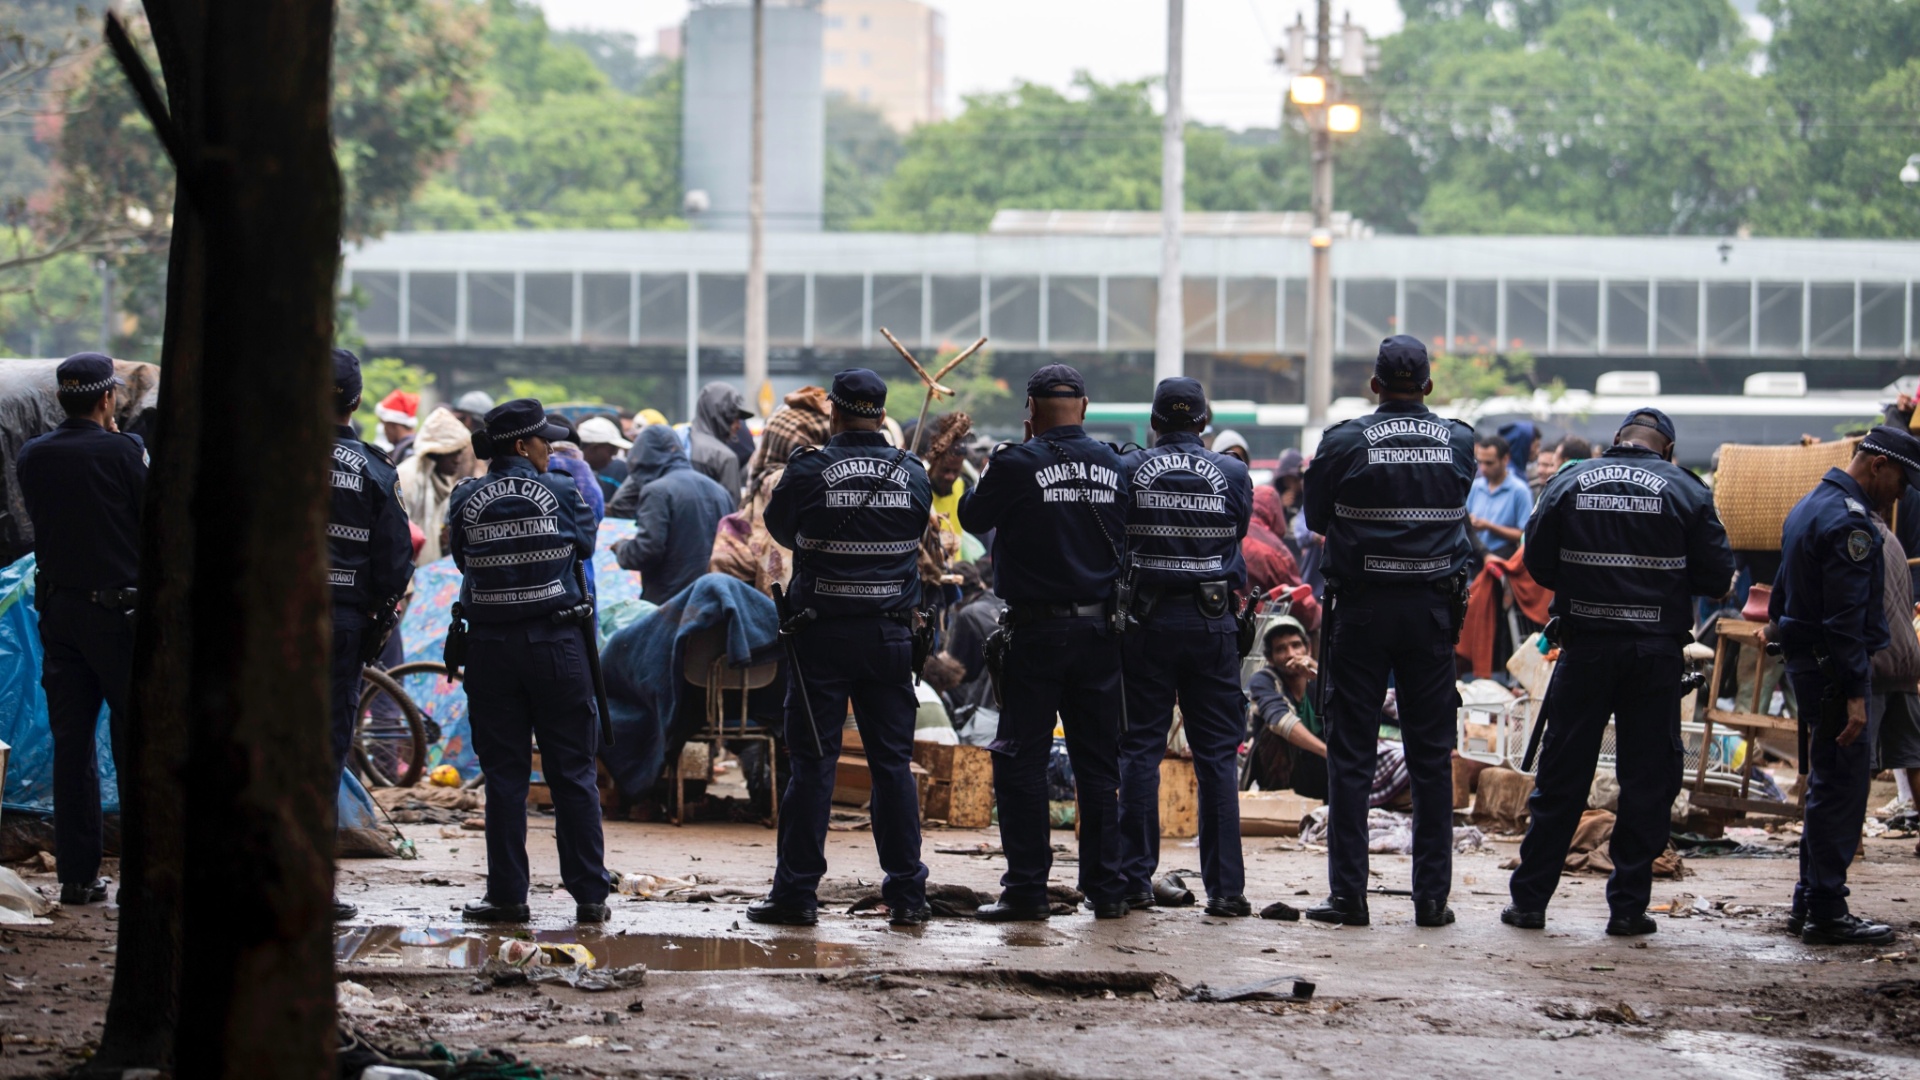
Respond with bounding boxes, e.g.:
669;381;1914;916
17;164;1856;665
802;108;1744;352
534;1;1411;131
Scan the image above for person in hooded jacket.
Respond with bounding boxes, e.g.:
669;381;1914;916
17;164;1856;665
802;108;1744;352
691;381;752;503
613;425;735;603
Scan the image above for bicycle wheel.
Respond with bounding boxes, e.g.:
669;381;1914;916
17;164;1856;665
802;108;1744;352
355;666;427;787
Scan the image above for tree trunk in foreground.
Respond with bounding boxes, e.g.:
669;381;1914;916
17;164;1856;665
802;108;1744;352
92;1;343;1075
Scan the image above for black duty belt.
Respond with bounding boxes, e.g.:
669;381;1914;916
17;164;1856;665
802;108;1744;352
1005;600;1106;625
47;585;138;610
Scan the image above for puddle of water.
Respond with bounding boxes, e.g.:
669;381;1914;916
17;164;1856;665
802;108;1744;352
1658;1031;1908;1080
335;925;866;972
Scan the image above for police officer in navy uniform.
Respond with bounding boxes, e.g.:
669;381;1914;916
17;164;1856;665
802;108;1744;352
750;369;935;928
1301;335;1475;928
326;350;415;919
1502;408;1734;936
1115;378;1254;917
15;353;146;906
448;399;612;924
958;364;1132;921
1767;425;1920;947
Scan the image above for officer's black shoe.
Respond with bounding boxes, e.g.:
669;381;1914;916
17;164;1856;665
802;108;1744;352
576;903;611;924
1413;900;1456;928
1123;891;1156;911
1303;896;1370;927
976;900;1052;923
332;899;359;922
1087;899;1130;920
1786;910;1806;936
1500;905;1546;930
889;905;933;928
59;879;108;906
462;899;531;923
745;897;819;927
1205;895;1253;918
1801;913;1895;947
1605;911;1659;937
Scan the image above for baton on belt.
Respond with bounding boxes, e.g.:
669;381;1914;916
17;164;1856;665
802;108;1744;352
572;561;615;748
771;583;826;758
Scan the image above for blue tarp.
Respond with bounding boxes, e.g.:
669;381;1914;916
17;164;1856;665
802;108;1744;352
600;573;779;801
0;555;117;813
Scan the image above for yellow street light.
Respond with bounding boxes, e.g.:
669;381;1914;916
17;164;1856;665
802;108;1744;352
1309;228;1333;249
1289;75;1326;106
1328;103;1362;133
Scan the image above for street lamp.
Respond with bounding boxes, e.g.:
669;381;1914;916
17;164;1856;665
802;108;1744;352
1901;154;1920;188
1281;4;1369;446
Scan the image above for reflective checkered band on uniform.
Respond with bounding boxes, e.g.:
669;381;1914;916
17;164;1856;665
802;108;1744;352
1863;440;1920;475
1334;504;1466;522
59;376;115;395
1561;550;1686;571
1126;524;1239;538
465;545;573;569
794;537;919;555
326;523;371;543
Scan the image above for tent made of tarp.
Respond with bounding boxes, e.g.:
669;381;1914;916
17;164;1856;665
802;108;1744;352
0;552;386;839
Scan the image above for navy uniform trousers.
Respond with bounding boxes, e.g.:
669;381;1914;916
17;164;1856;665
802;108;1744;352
1785;666;1875;922
37;591;130;887
991;615;1125;907
464;618;611;906
1510;638;1684;916
1117;605;1246;900
772;617;928;911
1324;586;1459;903
329;623;365;775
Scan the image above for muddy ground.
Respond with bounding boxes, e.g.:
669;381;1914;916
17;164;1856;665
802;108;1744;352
2;801;1917;1079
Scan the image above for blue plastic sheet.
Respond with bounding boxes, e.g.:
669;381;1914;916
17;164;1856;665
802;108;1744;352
0;555;117;814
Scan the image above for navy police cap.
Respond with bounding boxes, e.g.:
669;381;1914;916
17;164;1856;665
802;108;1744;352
1862;424;1920;492
1151;376;1209;426
55;352;123;397
828;368;888;418
1618;407;1677;445
1026;363;1086;399
332;348;362;401
482;398;571;446
1374;335;1430;389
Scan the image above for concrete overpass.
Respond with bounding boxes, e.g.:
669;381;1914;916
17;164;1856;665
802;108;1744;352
341;230;1920;420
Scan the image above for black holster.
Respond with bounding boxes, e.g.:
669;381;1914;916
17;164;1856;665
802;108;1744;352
1447;569;1471;646
1234;591;1260;658
1195;580;1231;620
984;617;1011;708
443;601;469;681
360;602;400;665
909;607;935;677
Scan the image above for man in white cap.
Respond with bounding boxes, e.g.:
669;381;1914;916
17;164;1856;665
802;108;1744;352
451;390;495;435
576;416;633;504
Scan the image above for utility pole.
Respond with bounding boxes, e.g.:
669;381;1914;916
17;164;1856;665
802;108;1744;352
1155;0;1185;384
744;0;768;406
98;257;116;354
1305;0;1333;445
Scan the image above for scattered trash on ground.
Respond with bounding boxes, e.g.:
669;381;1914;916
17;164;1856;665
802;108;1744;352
1189;975;1316;1003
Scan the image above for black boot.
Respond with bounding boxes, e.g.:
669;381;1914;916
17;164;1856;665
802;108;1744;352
1304;895;1370;927
1123;891;1156;911
1413;900;1455;927
59;879;108;906
976;899;1052;922
462;898;531;923
576;903;611;924
1086;899;1130;920
1605;911;1658;937
745;897;819;926
1500;905;1546;929
1205;895;1253;918
332;899;360;922
1801;913;1894;946
889;905;932;927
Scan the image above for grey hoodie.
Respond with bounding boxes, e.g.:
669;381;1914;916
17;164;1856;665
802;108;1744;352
691;381;747;502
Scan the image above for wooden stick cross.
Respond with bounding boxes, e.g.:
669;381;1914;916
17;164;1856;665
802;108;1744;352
879;328;987;456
